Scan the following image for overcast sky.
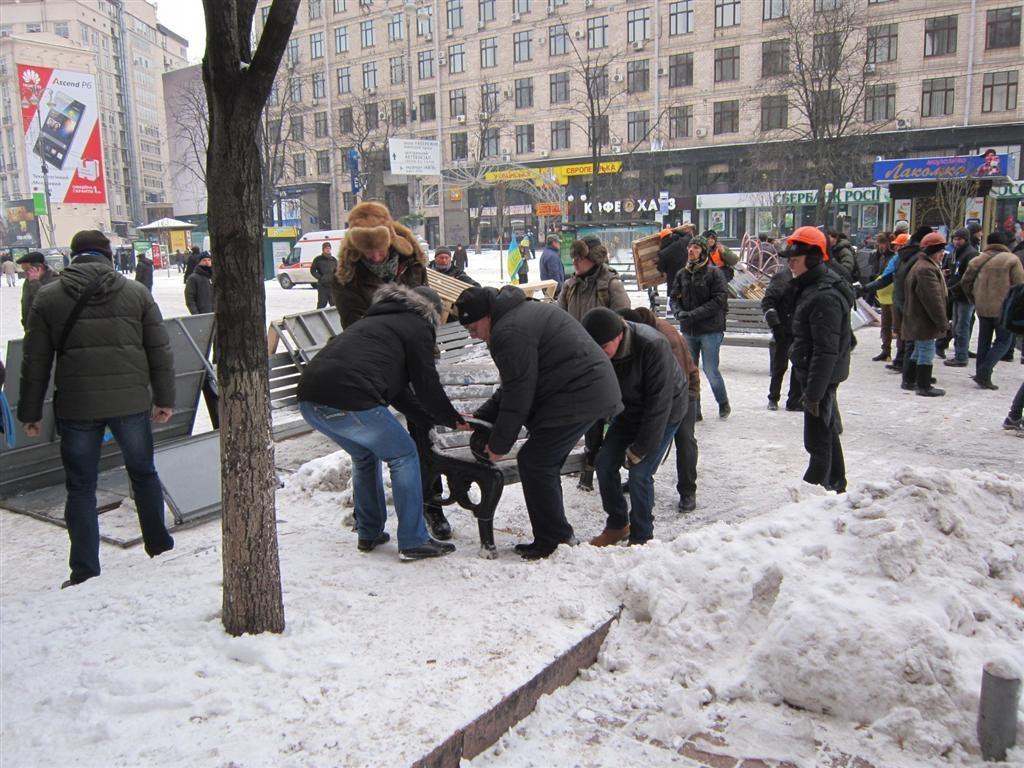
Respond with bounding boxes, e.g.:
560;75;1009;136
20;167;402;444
157;0;206;63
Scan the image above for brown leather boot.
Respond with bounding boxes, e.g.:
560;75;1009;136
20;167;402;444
589;525;630;547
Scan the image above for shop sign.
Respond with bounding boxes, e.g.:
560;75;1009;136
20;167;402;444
990;182;1024;198
582;196;676;215
873;153;1009;184
266;226;299;238
535;202;562;216
697;188;888;208
484;161;622;185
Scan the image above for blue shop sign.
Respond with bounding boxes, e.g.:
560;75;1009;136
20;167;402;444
874;152;1010;185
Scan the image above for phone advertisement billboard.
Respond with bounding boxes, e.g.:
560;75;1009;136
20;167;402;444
17;64;106;205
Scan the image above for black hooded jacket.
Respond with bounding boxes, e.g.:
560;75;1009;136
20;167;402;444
761;267;796;339
669;259;729;336
788;264;855;403
185;263;214;314
474;286;622;454
296;284;460;428
657;231;691;291
947;241;979;302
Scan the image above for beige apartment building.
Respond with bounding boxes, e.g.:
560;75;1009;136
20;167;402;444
0;0;188;242
259;0;1022;244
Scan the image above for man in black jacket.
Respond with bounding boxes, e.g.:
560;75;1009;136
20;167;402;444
582;308;684;547
310;241;338;309
297;285;466;560
761;266;802;411
455;285;622;559
784;227;854;493
669;235;731;419
183;245;201;283
134;251;154;292
429;246;479;285
18;229;176;588
16;251;59;328
943;227;978;367
656;224;693;301
185;253;214;314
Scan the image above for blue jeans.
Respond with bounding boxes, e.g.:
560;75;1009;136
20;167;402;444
59;411;173;582
1010;380;1024;421
595;416;680;543
910;338;936;365
299;402;428;550
683;331;729;405
950;301;974;362
976;316;1016;381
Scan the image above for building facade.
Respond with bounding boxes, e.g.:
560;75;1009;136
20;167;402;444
0;0;188;238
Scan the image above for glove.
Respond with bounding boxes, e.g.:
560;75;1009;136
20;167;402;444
770;325;786;344
801;398;820;418
469;427;493;463
623;447;643;470
675;309;693;324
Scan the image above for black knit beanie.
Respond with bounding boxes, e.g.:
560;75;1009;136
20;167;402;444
70;229;112;259
582;307;624;345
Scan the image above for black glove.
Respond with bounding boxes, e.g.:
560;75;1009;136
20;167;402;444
469;427;493;463
801;398;820;418
675;309;693;324
623;447;643;470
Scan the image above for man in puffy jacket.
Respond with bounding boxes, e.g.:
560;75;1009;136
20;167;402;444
134;251;154;293
943;227;979;367
669;235;730;419
761;265;802;411
558;236;630;320
454;285;622;559
902;232;951;397
18;229;176;588
826;229;858;282
17;251;59;328
309;241;338;309
582;308;684;547
656;223;694;298
538;236;565;293
784;226;854;493
185;252;214;314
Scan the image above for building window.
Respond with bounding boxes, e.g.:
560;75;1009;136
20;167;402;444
924;16;957;57
713;100;739;134
714;46;740;82
516;124;535;154
550;72;570;104
479;0;496;23
290;115;304;140
290;77;302;101
669;1;694;35
480;37;497;68
337;66;351;94
293;153;307;178
310;32;324;59
986;7;1021;49
762;39;789;76
388;13;404;42
334;0;346;12
864;82;895;121
513;0;532;12
449;88;466;117
391;99;407;126
922;76;955;117
814;0;840;10
763;0;788;20
54;21;70;38
317;150;330;175
812;89;840;124
551;120;570;150
715;0;741;28
451;132;468;160
627;9;651;43
760;95;788;130
515;78;534;108
418;51;434;79
587;66;609;98
514;31;532;62
481;83;499;113
448;44;465;73
364;104;380;131
627;60;650;93
866;24;898;64
668;53;694;87
669;105;693;138
627;110;650;143
286;38;299;65
591;115;610;147
309;0;323;19
362;62;378;90
587;16;608;49
482;128;500;157
360;20;375;48
391;56;405;85
334;26;349;54
549;24;568;56
813;32;840;71
982;71;1019;112
419;94;436;121
342;192;355;209
312;71;326;99
416;7;433;37
447;0;464;30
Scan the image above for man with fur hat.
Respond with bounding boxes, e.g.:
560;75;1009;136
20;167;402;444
670;234;731;419
297;285;466;560
17;250;59;328
18;229;176;588
454;285;622;559
582;307;684;547
902;232;951;396
557;236;630;321
332;201;429;329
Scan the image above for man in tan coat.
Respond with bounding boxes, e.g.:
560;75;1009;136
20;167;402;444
902;232;951;397
960;232;1024;389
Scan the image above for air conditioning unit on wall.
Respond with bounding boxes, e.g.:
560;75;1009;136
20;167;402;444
695;127;708;137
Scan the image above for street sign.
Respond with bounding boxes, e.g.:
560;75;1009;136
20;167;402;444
347;148;361;195
388;138;441;176
535;202;562;217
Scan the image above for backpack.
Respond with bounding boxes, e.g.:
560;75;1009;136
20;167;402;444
998;283;1024;332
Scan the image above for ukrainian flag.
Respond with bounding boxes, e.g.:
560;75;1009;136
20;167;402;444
506;236;522;285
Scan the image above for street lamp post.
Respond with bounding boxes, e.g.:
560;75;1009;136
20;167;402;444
28;84;56;248
404;1;419;222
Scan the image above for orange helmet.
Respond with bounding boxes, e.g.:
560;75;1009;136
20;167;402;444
920;231;946;248
893;233;910;247
787;226;828;254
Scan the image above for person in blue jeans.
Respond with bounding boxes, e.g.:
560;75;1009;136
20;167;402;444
297;285;467;560
943;228;978;367
1004;380;1024;433
669;235;731;419
582;308;685;547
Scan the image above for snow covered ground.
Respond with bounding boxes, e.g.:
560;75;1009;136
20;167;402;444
1;251;1022;767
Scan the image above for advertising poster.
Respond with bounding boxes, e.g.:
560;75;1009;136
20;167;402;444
964;197;985;227
893;199;912;227
710;210;726;231
2;198;42;248
17;64;106;205
862;205;879;229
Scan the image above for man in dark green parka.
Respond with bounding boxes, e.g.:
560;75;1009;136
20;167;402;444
19;229;176;589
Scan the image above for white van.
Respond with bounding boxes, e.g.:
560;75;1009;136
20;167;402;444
277;229;347;289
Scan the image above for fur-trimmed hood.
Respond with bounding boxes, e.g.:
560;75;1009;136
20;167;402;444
336;202;426;285
365;283;440;328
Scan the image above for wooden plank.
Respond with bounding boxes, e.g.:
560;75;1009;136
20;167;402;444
631;232;666;290
517;279;558;299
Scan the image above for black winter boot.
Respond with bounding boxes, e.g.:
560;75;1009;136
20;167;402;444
915;365;945;397
901;361;918;390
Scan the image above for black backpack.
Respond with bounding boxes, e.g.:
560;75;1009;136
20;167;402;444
998;283;1024;332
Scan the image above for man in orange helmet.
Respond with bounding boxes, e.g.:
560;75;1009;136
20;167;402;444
784;226;855;493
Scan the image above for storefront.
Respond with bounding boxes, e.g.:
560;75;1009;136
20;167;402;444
695;187;889;243
990;181;1024;242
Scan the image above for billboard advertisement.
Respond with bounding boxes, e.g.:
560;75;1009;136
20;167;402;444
873;152;1010;185
2;198;42;249
17;64;106;205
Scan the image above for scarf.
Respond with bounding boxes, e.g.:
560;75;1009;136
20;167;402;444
685;254;709;273
363;252;399;281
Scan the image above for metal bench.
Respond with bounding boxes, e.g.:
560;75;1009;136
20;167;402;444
650;295;771;348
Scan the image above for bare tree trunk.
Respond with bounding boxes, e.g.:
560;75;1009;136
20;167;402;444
203;0;299;637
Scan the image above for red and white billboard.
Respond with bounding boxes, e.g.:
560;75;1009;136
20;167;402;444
17;64;106;205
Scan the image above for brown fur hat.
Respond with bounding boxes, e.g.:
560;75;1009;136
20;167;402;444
343;201;413;257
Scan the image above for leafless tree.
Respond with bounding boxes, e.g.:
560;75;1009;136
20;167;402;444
334;94;403;203
168;75;209;198
921;177;981;229
259;62;311;222
202;0;300;637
